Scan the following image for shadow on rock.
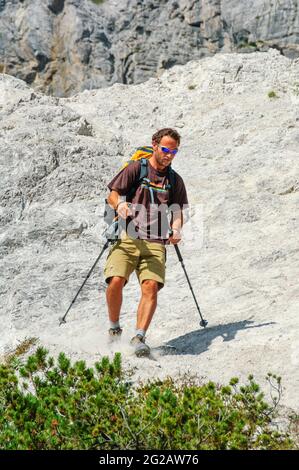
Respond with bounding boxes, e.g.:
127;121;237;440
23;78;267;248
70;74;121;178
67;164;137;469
155;320;276;356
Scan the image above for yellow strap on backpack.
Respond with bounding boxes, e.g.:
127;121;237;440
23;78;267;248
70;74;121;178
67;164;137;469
120;146;153;170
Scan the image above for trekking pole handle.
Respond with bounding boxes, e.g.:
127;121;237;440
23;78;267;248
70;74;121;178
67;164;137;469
168;229;183;257
174;243;183;262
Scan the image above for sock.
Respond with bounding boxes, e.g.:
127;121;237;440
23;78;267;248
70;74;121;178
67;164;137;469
110;321;120;330
136;329;146;338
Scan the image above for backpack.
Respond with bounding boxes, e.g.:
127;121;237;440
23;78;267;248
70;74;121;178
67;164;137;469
104;146;176;226
120;146;154;170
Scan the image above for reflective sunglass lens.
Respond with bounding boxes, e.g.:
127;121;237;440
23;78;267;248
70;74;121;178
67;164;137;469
161;146;178;155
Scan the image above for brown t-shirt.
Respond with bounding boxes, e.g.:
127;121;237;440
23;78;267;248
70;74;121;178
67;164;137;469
108;160;188;244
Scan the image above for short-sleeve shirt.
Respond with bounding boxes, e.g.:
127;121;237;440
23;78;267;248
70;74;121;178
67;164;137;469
108;160;188;244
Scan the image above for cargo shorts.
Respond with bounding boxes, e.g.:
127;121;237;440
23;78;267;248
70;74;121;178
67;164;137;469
104;233;166;290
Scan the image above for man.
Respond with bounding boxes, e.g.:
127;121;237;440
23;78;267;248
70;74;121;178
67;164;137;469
104;128;188;357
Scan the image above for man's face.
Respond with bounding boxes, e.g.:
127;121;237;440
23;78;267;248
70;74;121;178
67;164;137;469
152;136;179;170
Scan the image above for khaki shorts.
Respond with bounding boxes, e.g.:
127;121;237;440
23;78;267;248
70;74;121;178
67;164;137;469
104;234;166;289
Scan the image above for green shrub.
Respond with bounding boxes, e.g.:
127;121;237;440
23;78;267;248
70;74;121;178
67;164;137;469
91;0;105;5
268;90;279;99
0;348;296;449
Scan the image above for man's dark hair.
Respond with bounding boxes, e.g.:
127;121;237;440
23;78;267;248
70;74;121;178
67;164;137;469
152;128;181;145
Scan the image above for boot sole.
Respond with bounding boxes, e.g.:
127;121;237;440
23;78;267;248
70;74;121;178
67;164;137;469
135;346;151;358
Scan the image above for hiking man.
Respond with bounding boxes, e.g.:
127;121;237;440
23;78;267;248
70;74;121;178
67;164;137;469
104;128;188;357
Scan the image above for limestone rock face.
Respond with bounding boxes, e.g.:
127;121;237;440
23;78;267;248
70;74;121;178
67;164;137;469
0;50;299;410
1;0;299;96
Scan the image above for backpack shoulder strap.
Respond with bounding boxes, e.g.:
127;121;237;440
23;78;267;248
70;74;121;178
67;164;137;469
126;158;149;199
166;165;176;205
139;158;148;181
126;159;177;205
168;166;176;189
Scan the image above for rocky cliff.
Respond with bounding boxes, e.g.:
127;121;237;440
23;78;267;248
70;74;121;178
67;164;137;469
1;0;299;96
0;50;298;409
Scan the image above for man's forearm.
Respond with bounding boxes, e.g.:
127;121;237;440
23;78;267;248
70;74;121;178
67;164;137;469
171;212;183;233
108;190;123;211
107;190;132;220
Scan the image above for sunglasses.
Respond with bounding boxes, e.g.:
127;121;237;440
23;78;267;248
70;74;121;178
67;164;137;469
158;145;179;156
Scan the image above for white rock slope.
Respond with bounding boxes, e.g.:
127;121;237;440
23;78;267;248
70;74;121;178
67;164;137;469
0;50;298;410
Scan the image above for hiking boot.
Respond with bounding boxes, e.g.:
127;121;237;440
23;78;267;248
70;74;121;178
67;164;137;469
130;334;150;358
108;327;122;341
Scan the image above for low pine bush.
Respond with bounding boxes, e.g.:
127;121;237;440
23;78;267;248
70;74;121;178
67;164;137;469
91;0;105;5
0;348;296;449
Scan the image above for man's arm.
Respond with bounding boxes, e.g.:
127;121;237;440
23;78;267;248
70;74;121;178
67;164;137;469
169;210;183;245
168;173;188;245
107;189;132;220
106;161;140;219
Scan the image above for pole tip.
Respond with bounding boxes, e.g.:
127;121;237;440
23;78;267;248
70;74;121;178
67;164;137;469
200;319;208;328
59;317;66;326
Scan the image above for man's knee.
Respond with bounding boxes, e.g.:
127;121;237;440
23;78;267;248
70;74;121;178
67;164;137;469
141;279;159;298
107;276;127;289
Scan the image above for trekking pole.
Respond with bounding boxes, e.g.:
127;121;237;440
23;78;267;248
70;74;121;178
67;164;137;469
171;237;208;328
59;219;119;326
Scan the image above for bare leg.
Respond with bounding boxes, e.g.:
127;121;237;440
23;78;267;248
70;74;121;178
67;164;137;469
136;280;159;332
106;276;126;323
